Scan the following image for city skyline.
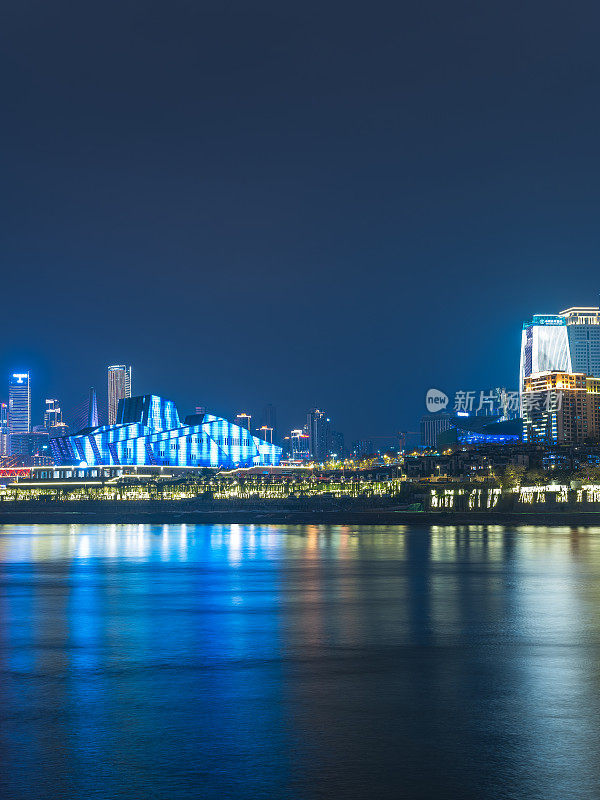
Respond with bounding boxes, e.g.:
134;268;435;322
0;360;353;463
5;299;600;452
5;4;600;447
5;5;600;799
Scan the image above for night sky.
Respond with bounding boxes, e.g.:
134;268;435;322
3;1;600;443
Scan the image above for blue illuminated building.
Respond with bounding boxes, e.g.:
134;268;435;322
436;415;522;448
50;395;282;467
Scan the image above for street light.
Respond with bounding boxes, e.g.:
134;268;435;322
236;413;251;431
257;425;273;443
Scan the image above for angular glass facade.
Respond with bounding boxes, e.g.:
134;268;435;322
519;316;571;390
50;395;282;468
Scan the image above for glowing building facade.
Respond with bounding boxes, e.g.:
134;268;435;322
306;408;329;462
44;399;62;429
50;394;282;468
8;372;30;436
521;371;590;445
519;316;572;392
437;416;521;448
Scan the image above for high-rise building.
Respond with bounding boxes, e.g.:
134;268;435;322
9;372;30;436
522;371;589;445
107;365;132;425
586;377;600;438
420;413;453;448
306;408;329;462
560;307;600;378
285;429;310;461
0;402;8;456
44;399;62;429
519;316;571;391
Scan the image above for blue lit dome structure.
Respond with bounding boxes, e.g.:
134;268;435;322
50;395;282;468
436;415;522;448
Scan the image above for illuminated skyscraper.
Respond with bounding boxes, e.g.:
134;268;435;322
306;408;330;462
0;402;8;456
560;307;600;378
43;398;69;440
44;399;62;429
9;372;30;435
285;429;310;461
519;316;571;391
107;365;132;425
522;371;588;445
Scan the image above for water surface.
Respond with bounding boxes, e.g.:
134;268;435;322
1;523;600;799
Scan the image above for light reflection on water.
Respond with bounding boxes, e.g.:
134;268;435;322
1;523;600;799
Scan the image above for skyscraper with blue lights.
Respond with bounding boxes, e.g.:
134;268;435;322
8;372;30;436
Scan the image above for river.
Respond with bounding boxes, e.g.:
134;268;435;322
1;523;599;799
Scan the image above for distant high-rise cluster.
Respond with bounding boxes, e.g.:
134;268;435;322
0;366;132;466
0;361;352;468
280;408;345;463
0;365;293;469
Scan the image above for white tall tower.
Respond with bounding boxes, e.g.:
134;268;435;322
107;365;132;425
8;372;30;435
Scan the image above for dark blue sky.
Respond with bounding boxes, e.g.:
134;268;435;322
2;1;600;442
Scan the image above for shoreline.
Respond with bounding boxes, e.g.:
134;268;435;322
3;509;600;526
